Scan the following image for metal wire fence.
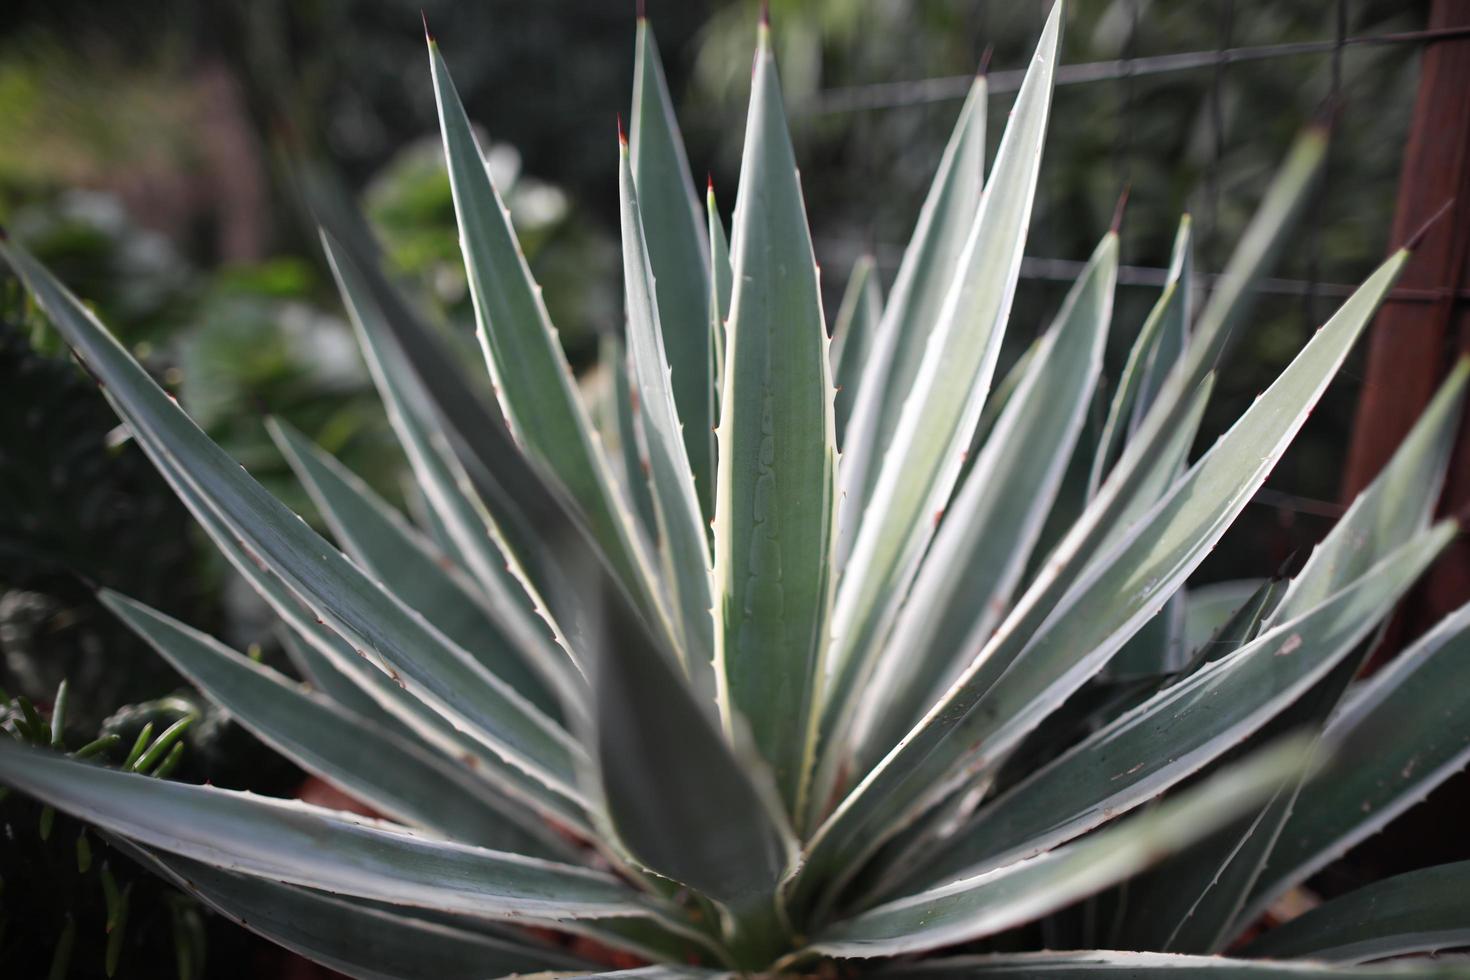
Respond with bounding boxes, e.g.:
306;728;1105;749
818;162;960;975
787;0;1449;562
801;0;1459;313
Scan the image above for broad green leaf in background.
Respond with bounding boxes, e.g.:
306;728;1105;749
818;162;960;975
631;17;715;521
815;5;1061;829
618;133;717;701
712;16;838;817
1181;578;1282;664
1105;589;1187;679
1241;861;1470;963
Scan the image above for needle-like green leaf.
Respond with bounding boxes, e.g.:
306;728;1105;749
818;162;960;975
314;228;569;676
970;126;1327;715
803;740;1310;960
269;417;577;722
315;230;589;665
632;17;715;522
278;628;416;741
713;16;838;816
428;38;671;644
128;846;595;980
831;255;883;445
1116;363;1470;953
895;524;1452;893
619;133;717;701
838;72;988;563
604;335;662;546
1090;216;1192;493
586;550;795;962
0;237;582;798
102;590;572;857
707;182;732;398
304;210;567;620
75;330;591;835
854;231;1115;771
1269;357;1469;625
0;739;643;921
1238;595;1470;931
817;5;1061;824
800;244;1408;893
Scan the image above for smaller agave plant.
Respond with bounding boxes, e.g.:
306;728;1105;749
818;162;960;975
4;4;1470;978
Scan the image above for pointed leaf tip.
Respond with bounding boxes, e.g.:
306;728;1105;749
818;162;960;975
1404;198;1455;251
1310;92;1343;134
420;10;434;43
1275;545;1309;579
760;0;770;26
1110;184;1131;234
616;112;628;147
978;43;994;77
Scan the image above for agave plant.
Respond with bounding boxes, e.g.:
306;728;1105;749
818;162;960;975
4;4;1470;977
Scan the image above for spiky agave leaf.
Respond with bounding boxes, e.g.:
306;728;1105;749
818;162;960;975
631;16;716;523
712;14;838;819
816;6;1061;825
3;3;1468;976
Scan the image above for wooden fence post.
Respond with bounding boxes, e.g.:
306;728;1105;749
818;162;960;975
1342;0;1470;637
1334;0;1470;880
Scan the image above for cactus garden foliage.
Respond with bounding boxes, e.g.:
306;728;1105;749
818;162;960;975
3;5;1470;977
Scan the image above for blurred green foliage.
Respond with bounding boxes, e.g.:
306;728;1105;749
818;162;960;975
0;678;304;977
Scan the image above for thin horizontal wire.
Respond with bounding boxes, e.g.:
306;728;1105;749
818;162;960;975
802;24;1470;115
1251;487;1346;519
814;238;1470;303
